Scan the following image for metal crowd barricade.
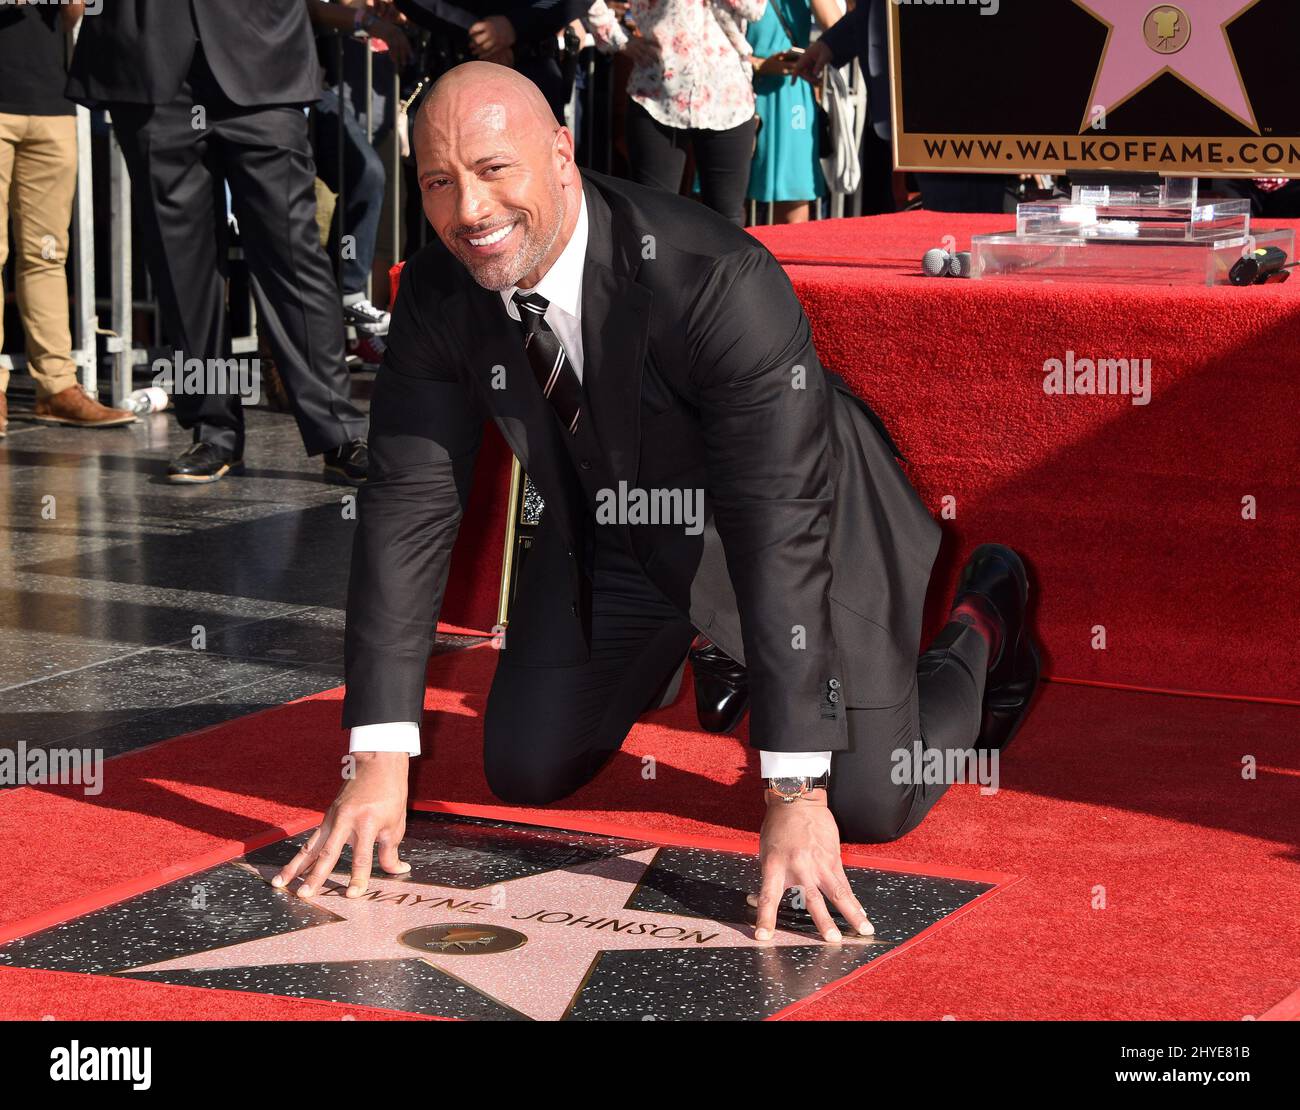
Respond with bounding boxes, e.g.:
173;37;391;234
13;27;873;404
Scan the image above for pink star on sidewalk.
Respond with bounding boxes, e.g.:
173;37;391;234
1074;1;1263;132
125;850;876;1021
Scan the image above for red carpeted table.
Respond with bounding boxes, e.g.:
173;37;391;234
443;212;1300;703
751;212;1300;702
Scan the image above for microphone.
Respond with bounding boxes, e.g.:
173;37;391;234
1229;245;1295;286
922;248;951;277
922;248;973;278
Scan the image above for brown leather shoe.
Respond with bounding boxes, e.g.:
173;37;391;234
33;384;137;428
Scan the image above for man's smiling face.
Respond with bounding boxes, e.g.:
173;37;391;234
414;64;579;292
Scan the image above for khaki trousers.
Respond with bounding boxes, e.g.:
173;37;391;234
0;112;79;398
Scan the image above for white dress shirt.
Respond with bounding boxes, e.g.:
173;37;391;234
350;190;830;779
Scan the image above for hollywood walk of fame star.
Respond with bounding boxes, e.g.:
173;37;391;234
123;849;880;1021
1073;0;1264;132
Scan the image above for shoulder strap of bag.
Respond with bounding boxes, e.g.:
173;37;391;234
767;0;802;51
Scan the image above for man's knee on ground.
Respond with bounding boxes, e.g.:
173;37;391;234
484;768;573;806
482;742;586;807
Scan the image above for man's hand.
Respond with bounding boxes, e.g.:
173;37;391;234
272;751;411;899
791;38;833;83
468;16;517;57
753;790;874;942
369;17;413;68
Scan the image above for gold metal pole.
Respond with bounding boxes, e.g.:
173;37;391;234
497;455;525;628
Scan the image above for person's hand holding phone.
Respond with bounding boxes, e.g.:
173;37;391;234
790;38;833;83
753;50;801;78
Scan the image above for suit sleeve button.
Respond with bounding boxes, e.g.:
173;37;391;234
827;690;840;703
828;678;841;690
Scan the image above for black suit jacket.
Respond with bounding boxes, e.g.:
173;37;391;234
66;0;323;108
343;169;940;753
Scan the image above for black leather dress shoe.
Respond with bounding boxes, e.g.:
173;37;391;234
690;634;750;734
323;439;368;485
167;441;244;484
953;543;1042;752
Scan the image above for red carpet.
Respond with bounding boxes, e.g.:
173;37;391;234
432;212;1300;704
2;645;1297;1020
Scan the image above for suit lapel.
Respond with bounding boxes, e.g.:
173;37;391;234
579;177;652;490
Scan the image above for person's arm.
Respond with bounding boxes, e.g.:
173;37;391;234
791;0;864;81
305;0;413;66
711;4;756;64
584;0;630;54
709;0;768;24
273;253;486;900
688;246;845;758
760;751;831;777
810;0;842;32
815;0;864;68
687;246;870;943
342;258;484;735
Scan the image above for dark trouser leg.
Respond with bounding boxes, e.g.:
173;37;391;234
624;98;688;196
483;526;694;805
313;88;385;296
215;102;367;455
689;115;757;227
827;621;989;844
110;98;241;453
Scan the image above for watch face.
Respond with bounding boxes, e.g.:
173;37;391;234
770;777;806;797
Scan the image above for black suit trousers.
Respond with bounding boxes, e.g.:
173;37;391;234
483;520;990;844
110;49;367;456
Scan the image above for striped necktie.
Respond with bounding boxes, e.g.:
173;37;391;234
511;291;583;436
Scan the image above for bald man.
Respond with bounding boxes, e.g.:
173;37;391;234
274;63;1041;944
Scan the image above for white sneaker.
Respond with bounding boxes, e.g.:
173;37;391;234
342;297;391;337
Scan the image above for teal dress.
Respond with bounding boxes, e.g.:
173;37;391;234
747;0;826;203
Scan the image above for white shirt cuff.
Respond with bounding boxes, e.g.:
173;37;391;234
349;722;420;756
759;750;832;778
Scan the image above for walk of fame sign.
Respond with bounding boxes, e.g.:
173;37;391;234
888;0;1300;176
0;814;1009;1021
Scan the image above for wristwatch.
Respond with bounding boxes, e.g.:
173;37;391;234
765;772;830;804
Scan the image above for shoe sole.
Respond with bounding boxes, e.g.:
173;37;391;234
986;636;1042;753
30;414;138;428
322;465;366;487
971;544;1041;752
168;461;245;484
